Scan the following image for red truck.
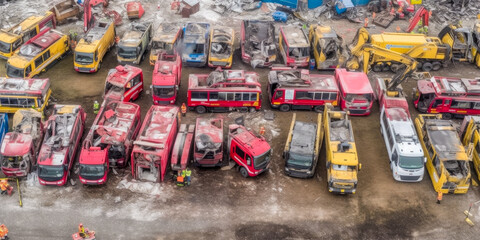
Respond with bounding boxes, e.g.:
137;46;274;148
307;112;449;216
78;101;141;185
228;124;271;177
194;117;224;167
0;109;44;177
335;68;374;116
104;65;144;103
151;53;182;105
171;124;195;171
37;105;86;186
131;105;179;182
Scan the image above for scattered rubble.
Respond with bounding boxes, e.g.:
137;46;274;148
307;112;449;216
426;0;480;27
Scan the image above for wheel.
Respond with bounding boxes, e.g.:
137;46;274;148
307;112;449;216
372;63;383;72
239;107;248;113
422;62;433;72
313;105;323;113
249;107;256;113
390;64;401;73
279;104;290;112
432;61;442;71
239;167;249;178
442;113;453;119
195;106;207;114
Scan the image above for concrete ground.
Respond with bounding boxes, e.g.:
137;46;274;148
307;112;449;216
0;1;480;239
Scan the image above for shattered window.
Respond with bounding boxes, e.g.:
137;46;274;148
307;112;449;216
235;93;242;101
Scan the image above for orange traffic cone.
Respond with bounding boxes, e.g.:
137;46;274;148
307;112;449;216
259;126;265;136
181;103;187;116
396;26;401;32
364;18;369;28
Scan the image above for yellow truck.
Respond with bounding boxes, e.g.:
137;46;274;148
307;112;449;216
459;116;480;182
149;23;183;65
415;114;471;194
0;11;56;59
324;104;361;194
349;27;451;72
208;26;235;68
308;25;346;70
74;20;115;73
117;22;153;65
6;29;69;78
283;113;323;178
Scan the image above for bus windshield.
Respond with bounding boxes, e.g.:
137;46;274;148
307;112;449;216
288;47;309;58
75;52;94;64
152;41;173;51
153;86;175;98
38;165;64;181
287;152;313;167
399;156;424;169
6;65;24;78
0;41;11;53
118;46;138;58
80;164;105;180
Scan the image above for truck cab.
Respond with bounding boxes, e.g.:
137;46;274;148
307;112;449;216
335;68;374;116
284;113;323;178
308;25;345;70
0;109;44;177
152;53;182;105
117;22;153;65
228;124;271;178
194;118;224;167
104;65;144;103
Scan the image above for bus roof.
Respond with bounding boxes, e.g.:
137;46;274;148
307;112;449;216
153;23;182;43
336;69;373;94
0;78;50;96
312;25;337;39
211;27;234;44
188;69;261;90
281;26;309;48
153;55;179;86
133;105;178;152
290;121;316;156
184;23;209;44
425;119;468;161
430;76;480;96
106;65;142;87
0;13;51;43
76;20;113;52
269;69;339;91
10;29;63;64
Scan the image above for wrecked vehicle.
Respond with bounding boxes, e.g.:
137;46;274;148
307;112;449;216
324;104;361;194
335;68;374;116
459;116;480;182
0;77;52;113
117;22;153;65
267;67;339;112
79;101;141;185
194;117;224;167
415;115;471;194
171;124;195;172
104;65;144;102
0;11;56;59
208;26;234;68
241;20;276;68
0;114;8;148
37;105;86;186
131;105;179;182
308;25;346;70
149;23;183;65
228;124;271;178
188;68;262;113
0;109;44;177
279;26;310;67
284;113;322;178
152;53;182;105
182;22;210;67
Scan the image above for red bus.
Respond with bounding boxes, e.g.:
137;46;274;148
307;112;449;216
278;26;310;67
414;76;480;118
267;67;339;112
335;68;374;116
104;65;144;103
187;68;262;114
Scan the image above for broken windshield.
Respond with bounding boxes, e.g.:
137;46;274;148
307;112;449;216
118;46;138;58
75;52;94;64
254;149;271;169
152;41;173;52
289;47;309;58
105;82;125;94
6;64;24;78
0;41;11;53
153;86;175;98
345;94;373;102
332;164;356;171
211;42;231;57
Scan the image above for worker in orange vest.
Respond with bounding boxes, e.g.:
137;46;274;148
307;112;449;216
78;223;86;238
436;192;443;204
0;224;8;239
259;126;265;136
0;179;12;196
181;103;187;117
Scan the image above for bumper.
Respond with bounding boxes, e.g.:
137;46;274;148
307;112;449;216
183;60;207;67
285;168;314;178
79;177;107;185
329;187;356;194
1;168;27;177
346;108;371;116
75;67;97;73
38;178;66;186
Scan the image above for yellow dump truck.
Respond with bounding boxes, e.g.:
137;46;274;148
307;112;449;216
0;11;56;59
349;28;451;72
415;114;471;194
459;116;480;182
324;104;361;194
74;20;115;73
308;25;346;70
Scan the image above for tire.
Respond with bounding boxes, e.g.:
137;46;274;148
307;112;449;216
422;62;433;72
442;113;453;119
390;64;401;73
372;63;383;72
432;61;442;71
239;167;249;178
279;104;290;112
195;106;207;114
239;107;248;113
313;105;323;113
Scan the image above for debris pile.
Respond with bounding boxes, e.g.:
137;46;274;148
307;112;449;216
426;0;480;26
212;0;260;14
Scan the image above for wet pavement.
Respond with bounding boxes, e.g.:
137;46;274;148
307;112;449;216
0;1;480;239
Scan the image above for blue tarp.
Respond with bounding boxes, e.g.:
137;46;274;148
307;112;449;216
351;0;370;6
261;0;298;9
308;0;323;9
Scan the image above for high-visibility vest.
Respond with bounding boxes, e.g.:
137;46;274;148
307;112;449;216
185;170;191;177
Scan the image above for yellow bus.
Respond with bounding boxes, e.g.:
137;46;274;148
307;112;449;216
149;23;182;65
208;26;234;68
459;116;480;181
6;28;69;79
74;20;115;73
0;78;52;113
0;11;55;59
415;114;471;194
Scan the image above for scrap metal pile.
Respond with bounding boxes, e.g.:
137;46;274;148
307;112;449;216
426;0;480;26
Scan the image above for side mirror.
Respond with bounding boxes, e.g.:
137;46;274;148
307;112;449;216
358;163;362;171
326;161;331;169
424;157;427;164
150;84;153;89
176;85;179;91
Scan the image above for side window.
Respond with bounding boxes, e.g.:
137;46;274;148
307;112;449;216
432;99;443;108
0;98;8;105
473;102;480;110
451;100;472;109
281;36;287;53
42;50;50;61
226;93;234;101
316;41;321;54
242;93;250;101
295;91;313;100
22;29;36;42
392;150;398;163
433;155;441;174
209;92;218;101
25;65;32;77
235;146;245;159
27;98;36;107
250;93;257;101
314;92;323;100
9;98;18;106
218;92;226;101
191;91;208;101
12;39;22;50
246;155;252;165
234;93;242;101
34;56;44;68
274;90;283;100
329;93;337;100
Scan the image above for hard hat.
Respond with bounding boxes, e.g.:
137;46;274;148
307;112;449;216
79;223;83;227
